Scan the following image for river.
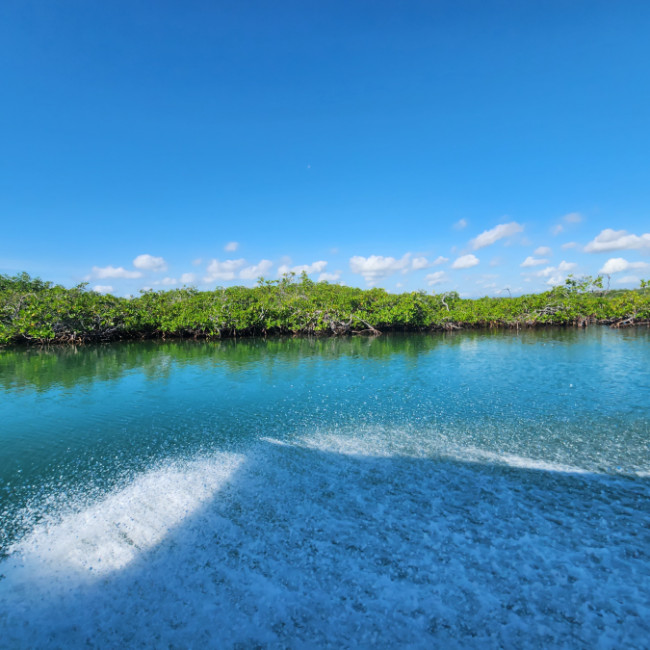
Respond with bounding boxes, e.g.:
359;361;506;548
1;329;649;647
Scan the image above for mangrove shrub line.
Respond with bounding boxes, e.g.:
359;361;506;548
1;272;649;345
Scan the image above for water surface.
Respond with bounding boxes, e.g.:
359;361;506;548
1;329;649;647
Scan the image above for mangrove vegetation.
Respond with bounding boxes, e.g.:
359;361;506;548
1;272;649;346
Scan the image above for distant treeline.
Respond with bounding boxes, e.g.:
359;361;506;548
1;272;649;345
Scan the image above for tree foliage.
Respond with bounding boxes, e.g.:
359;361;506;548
1;272;649;346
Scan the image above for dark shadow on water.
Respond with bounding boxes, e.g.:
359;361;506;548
1;441;649;648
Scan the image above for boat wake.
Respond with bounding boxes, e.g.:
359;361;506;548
1;434;648;648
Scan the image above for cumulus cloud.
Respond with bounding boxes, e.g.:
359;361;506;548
240;260;273;280
158;277;178;286
453;219;467;230
520;256;549;268
561;242;578;250
133;254;167;272
204;258;246;282
411;257;431;270
433;256;449;265
180;273;197;284
544;274;565;286
277;260;328;277
534;246;552;256
426;271;448;286
470;222;523;250
584;229;650;253
318;272;341;283
452;254;480;269
92;285;113;294
224;242;239;252
92;266;143;279
599;257;650;274
536;261;577;285
349;254;411;284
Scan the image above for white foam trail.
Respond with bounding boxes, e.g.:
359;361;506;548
291;430;596;476
456;447;592;475
2;452;244;585
1;437;648;647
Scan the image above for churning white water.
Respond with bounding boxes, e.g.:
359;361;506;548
1;429;648;648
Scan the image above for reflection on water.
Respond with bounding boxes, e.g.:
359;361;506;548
4;326;644;394
0;329;649;646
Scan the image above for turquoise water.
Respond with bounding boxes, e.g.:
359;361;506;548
1;329;649;647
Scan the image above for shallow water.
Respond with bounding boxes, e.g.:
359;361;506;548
1;329;649;647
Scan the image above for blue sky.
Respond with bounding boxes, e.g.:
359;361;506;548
1;0;649;296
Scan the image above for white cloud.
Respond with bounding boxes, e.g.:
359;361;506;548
534;246;552;256
561;242;578;249
239;260;273;280
433;256;449;265
489;257;502;267
224;242;239;252
545;274;565;286
537;267;558;278
453;219;467;230
520;256;549;268
426;271;448;286
584;229;650;253
318;272;341;283
92;265;143;279
616;275;641;285
180;273;196;284
552;213;582;236
558;260;577;272
277;260;328;277
159;277;178;286
536;261;577;280
133;254;167;272
349;254;411;284
411;256;431;270
470;222;523;250
92;285;113;294
599;257;650;274
452;254;479;269
204;258;246;282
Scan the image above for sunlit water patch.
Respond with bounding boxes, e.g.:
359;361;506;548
1;330;649;647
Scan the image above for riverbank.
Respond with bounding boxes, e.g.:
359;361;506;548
2;272;649;345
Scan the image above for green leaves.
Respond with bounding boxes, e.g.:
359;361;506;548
1;271;649;346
